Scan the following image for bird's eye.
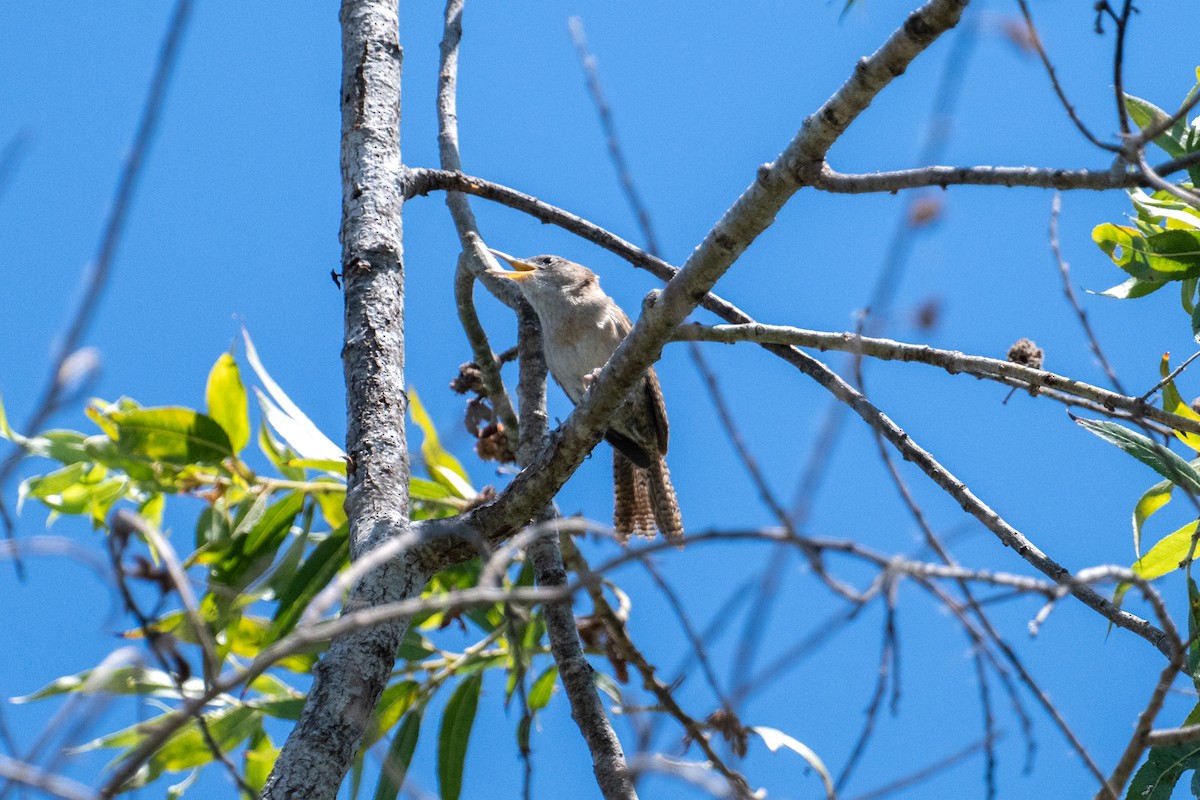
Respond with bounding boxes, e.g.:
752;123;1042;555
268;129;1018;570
536;257;553;266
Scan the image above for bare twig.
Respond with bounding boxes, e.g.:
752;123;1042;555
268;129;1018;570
0;754;97;800
565;543;758;799
847;735;1001;800
0;0;192;577
1049;194;1125;393
675;323;1200;437
1014;0;1115;152
0;0;190;486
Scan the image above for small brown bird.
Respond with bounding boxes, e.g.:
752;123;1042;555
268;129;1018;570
488;249;683;544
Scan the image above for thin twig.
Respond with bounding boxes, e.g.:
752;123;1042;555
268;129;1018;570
847;735;1001;800
1049;193;1126;393
0;0;192;491
675;323;1200;437
0;0;192;579
565;542;758;800
1014;0;1115;152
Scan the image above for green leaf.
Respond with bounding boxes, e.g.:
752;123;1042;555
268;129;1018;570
1096;274;1168;300
83;706;260;790
211;491;304;593
528;665;558;711
437;673;482;800
258;420;305;481
592;671;622;703
18;462;91;511
107;406;233;465
243;730;278;794
165;769;199;800
410;388;475;499
1134;479;1175;558
287;458;346;473
374;708;423;800
1161;354;1200;453
205;352;251;455
0;394;14;440
1124;93;1190;158
12;665;189;703
1093;223;1200;282
267;523;350;642
1126;701;1200;799
1189;579;1200;685
1132;518;1200;585
1074;417;1200;493
365;681;421;750
246;696;306;721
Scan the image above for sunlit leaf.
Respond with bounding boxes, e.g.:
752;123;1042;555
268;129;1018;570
243;730;279;794
1093;224;1200;283
107;406;233;465
1159;353;1200;451
205;352;250;455
288;458;346;474
751;725;835;799
1125;93;1190;158
243;329;343;461
410;388;475;499
1134;519;1200;582
1074;417;1200;493
438;674;482;800
1134;479;1175;558
528;665;558;711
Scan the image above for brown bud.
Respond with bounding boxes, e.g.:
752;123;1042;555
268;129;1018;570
474;423;515;463
1007;337;1044;369
449;361;486;395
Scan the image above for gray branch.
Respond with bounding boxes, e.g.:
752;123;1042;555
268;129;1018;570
260;1;420;797
675;323;1200;437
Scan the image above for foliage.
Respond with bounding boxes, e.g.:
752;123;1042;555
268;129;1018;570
1084;71;1200;795
1093;75;1200;336
0;336;564;797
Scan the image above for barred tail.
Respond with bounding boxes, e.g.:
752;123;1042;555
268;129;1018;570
645;455;684;545
613;451;657;542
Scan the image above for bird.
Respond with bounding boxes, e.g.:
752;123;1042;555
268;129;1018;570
487;249;683;544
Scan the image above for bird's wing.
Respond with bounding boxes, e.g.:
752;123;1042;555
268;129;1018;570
644;367;669;455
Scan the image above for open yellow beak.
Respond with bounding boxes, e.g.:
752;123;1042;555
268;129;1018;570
486;248;537;281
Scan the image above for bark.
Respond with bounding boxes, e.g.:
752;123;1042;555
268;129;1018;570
260;1;421;797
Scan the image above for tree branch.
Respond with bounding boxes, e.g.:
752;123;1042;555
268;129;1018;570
261;2;419;797
674;323;1200;437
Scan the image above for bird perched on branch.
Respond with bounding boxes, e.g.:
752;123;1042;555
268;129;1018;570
487;249;683;545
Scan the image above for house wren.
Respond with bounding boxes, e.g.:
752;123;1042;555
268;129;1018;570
487;249;683;544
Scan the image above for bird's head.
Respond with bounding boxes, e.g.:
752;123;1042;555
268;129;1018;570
486;249;600;308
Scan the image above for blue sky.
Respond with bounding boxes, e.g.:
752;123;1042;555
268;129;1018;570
3;1;1200;798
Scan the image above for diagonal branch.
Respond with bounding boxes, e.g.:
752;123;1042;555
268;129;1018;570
428;0;972;550
673;323;1200;437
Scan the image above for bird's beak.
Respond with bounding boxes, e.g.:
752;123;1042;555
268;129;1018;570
486;248;536;282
